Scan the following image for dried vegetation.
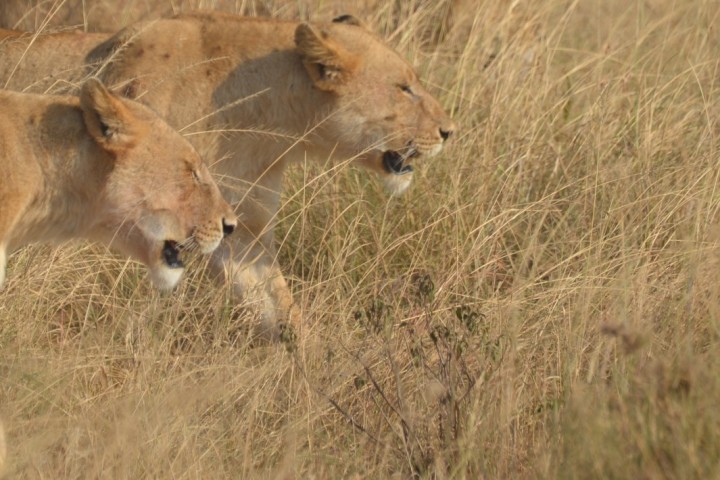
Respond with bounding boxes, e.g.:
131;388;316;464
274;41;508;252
2;0;720;478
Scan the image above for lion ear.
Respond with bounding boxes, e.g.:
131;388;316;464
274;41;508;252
295;23;357;92
80;78;142;152
332;14;366;28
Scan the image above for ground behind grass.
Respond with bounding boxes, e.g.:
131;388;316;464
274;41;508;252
2;0;720;478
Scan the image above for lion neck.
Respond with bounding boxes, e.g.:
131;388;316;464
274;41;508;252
16;103;111;245
191;17;345;163
218;62;335;152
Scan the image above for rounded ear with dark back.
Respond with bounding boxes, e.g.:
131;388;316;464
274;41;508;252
80;78;143;152
294;23;358;92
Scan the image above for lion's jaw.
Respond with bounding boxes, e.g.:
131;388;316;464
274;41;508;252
97;166;237;291
320;95;449;196
136;210;187;290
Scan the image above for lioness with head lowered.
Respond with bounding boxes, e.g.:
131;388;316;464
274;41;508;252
0;78;237;290
0;12;455;331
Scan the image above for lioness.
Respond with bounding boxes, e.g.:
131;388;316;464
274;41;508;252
0;78;237;290
0;12;455;330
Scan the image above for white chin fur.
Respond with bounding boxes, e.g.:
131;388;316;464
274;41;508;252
149;266;184;291
428;144;443;156
199;238;222;255
383;172;413;196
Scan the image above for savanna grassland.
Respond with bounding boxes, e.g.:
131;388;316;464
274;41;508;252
2;0;720;478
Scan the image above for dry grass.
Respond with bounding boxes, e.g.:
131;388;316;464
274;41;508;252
2;0;720;478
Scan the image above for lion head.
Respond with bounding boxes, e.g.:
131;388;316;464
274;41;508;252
295;15;456;195
80;79;237;290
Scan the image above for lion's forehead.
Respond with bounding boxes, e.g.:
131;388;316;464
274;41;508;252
332;26;415;71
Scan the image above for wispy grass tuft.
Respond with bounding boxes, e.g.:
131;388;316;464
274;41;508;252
2;0;720;477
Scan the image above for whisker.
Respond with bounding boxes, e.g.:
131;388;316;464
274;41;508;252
177;236;196;250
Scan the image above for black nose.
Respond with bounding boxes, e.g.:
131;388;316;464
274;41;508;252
222;218;235;237
439;128;453;141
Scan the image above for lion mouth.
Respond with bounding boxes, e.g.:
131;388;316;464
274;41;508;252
383;149;417;175
162;240;184;269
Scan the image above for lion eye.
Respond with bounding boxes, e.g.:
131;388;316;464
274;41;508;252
191;169;201;184
399;84;414;95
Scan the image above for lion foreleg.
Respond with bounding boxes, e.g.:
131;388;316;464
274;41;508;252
210;240;298;338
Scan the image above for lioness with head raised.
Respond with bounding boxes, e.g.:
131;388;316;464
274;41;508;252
0;78;237;290
0;12;455;332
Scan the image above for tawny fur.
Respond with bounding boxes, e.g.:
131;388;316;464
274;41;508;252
0;78;236;290
0;12;455;332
